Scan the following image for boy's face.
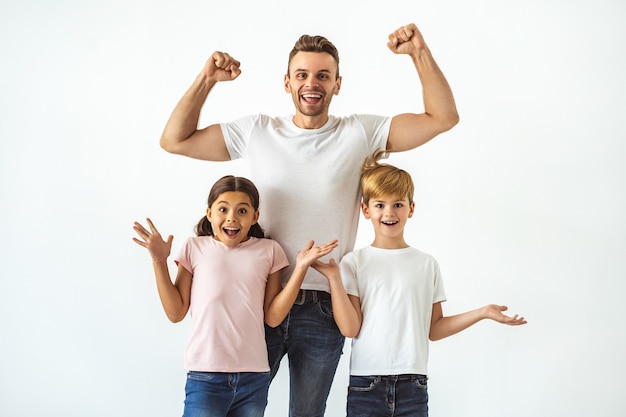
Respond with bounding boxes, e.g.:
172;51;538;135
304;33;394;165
362;194;414;245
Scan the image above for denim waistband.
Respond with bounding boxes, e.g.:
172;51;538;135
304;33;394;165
294;289;331;304
357;374;427;382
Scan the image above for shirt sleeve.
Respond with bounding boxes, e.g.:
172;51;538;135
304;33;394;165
269;240;290;274
220;113;262;160
173;237;194;275
431;258;447;304
339;254;360;297
352;114;392;153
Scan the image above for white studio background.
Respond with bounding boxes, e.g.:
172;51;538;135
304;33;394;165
1;1;625;416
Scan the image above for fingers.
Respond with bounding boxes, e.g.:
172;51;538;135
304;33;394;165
311;258;340;280
132;237;147;248
213;51;240;70
390;23;416;44
132;221;150;240
133;218;166;244
146;217;159;234
500;309;527;325
133;220;156;239
298;240;339;266
302;239;337;254
388;23;415;45
387;23;426;54
320;239;338;249
485;304;526;325
508;315;527;325
210;51;242;80
316;240;338;256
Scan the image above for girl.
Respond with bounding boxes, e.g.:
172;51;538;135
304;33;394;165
132;175;338;417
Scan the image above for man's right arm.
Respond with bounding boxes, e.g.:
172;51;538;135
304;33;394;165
159;52;241;161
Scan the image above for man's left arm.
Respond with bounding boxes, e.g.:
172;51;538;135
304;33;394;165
386;23;459;152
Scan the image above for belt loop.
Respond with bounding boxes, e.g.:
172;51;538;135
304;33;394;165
311;290;318;303
295;289;306;305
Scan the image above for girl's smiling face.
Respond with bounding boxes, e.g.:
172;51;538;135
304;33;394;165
206;191;260;248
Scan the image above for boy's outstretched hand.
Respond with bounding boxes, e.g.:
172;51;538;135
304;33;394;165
484;304;527;325
311;258;340;282
132;218;173;263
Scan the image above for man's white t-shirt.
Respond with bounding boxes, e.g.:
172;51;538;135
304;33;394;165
221;114;391;291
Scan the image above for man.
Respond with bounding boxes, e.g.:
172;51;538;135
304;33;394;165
160;23;458;417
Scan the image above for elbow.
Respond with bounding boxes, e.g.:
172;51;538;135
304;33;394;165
342;329;359;338
339;324;361;339
439;111;460;133
429;329;447;342
264;311;285;328
264;318;281;328
448;112;460;130
167;313;185;323
166;307;188;323
159;135;177;154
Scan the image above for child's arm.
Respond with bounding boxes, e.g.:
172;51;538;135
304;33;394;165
264;239;339;327
312;259;363;338
133;218;192;323
429;302;527;341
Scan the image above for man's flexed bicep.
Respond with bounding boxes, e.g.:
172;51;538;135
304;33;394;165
161;122;231;161
384;23;459;153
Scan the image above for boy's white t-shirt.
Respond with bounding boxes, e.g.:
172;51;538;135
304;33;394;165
174;236;288;372
340;245;447;376
221;114;391;291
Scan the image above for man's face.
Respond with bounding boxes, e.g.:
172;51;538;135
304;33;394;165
284;51;342;119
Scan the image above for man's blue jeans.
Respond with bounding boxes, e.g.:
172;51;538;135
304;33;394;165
182;371;270;417
347;375;429;417
265;292;345;417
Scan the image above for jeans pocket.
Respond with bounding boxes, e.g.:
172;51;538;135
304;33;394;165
187;371;217;382
415;374;428;390
348;376;379;392
318;300;334;318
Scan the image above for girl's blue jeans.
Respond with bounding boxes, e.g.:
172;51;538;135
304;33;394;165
182;371;270;417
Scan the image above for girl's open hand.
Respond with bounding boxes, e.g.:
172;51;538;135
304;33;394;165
132;218;173;263
296;239;339;268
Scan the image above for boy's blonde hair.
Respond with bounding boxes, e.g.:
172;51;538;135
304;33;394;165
361;150;414;205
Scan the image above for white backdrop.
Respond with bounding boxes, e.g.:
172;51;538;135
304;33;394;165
1;1;625;416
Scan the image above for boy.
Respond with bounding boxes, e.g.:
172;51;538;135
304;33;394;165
313;151;527;417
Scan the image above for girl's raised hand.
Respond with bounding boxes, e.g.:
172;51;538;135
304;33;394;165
296;239;339;268
132;218;174;263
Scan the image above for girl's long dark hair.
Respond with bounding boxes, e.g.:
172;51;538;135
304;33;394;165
195;175;265;238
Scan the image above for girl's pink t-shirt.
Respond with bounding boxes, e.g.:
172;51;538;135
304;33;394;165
174;236;288;372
